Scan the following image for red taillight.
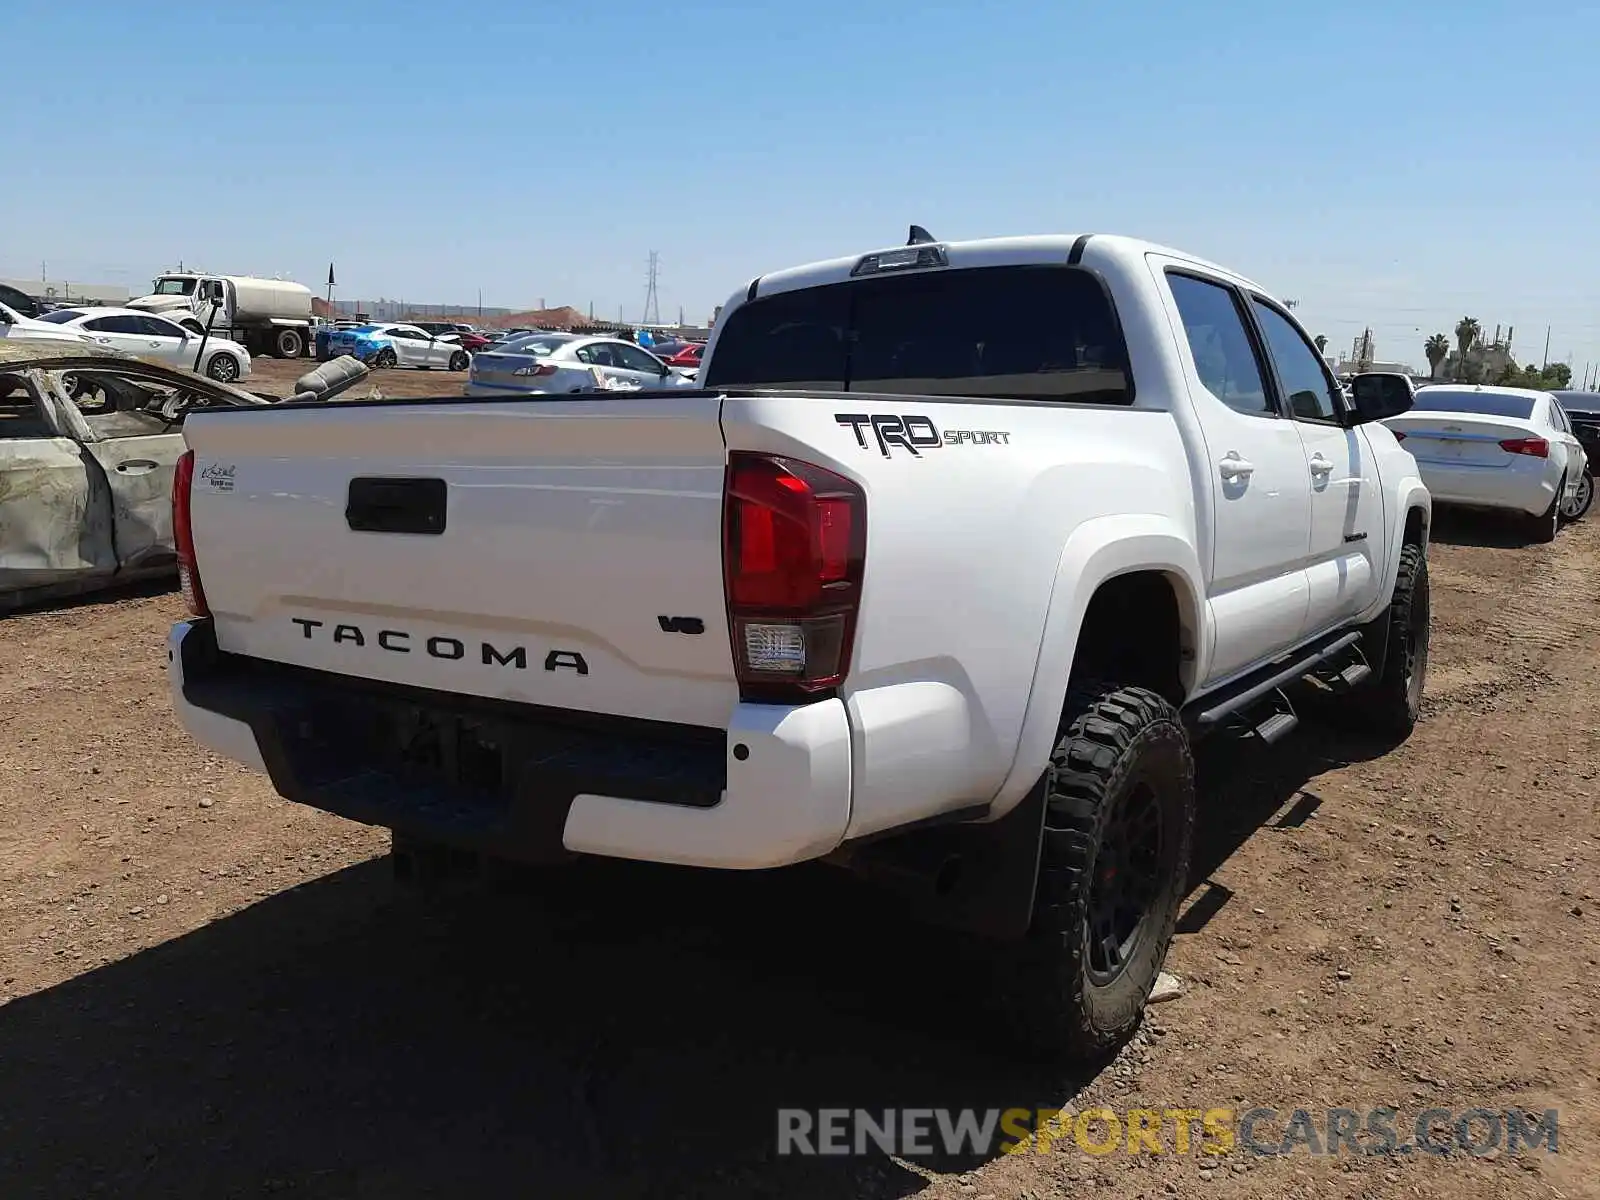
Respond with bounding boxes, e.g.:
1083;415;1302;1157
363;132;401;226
723;453;866;701
1499;436;1549;458
172;449;210;617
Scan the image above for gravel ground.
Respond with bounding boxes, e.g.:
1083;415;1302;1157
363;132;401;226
0;492;1595;1198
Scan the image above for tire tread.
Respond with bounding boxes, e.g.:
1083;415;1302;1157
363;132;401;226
1002;682;1195;1059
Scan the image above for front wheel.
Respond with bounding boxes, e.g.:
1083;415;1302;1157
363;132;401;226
996;684;1194;1060
1561;471;1593;523
449;350;470;372
1349;541;1430;737
205;353;240;383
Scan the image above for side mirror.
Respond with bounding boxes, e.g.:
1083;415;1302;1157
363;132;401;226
1348;374;1414;424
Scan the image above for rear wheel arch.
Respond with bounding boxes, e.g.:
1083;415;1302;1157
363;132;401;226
1069;569;1193;706
988;521;1205;821
1403;504;1427;548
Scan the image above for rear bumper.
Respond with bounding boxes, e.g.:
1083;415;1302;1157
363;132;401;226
1413;460;1556;516
167;619;853;869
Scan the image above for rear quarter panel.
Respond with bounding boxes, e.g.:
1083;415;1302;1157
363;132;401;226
722;393;1200;839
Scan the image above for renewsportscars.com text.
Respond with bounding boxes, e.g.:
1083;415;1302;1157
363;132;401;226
777;1106;1560;1158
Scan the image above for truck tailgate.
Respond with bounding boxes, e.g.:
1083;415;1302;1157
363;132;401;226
182;395;739;728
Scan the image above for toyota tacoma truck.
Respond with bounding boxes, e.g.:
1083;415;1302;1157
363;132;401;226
166;230;1430;1058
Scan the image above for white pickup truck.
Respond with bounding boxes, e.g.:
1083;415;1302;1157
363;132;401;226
166;231;1430;1057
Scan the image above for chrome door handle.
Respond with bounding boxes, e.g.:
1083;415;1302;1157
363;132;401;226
116;459;159;474
1309;454;1334;476
1219;454;1255;481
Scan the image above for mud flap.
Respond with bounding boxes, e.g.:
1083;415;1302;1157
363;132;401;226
1360;605;1394;681
842;773;1049;941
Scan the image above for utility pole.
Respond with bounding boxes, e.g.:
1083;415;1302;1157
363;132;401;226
642;251;661;326
1542;325;1550;368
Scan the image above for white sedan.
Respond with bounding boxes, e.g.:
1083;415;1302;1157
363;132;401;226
322;323;471;371
1384;384;1589;541
464;332;697;396
35;307;252;383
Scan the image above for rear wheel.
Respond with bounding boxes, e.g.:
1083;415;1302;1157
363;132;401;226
449;350;470;372
1561;471;1593;523
1527;484;1561;543
997;684;1194;1060
373;348;397;369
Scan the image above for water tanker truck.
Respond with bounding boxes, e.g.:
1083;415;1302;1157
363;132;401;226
128;271;317;358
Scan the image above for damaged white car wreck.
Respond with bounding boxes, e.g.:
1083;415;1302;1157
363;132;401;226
0;338;270;610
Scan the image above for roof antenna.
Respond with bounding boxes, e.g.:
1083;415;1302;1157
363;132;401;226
907;225;936;246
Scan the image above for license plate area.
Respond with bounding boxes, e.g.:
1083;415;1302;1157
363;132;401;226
261;668;726;825
282;694;515;829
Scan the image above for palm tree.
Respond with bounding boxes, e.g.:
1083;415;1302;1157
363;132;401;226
1313;334;1328;354
1424;333;1449;378
1454;317;1481;359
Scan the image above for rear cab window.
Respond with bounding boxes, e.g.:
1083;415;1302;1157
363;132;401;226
704;265;1133;404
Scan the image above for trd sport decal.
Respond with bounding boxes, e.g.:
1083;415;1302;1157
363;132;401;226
834;414;1012;458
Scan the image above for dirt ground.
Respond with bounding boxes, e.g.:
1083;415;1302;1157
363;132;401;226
245;354;474;401
0;489;1596;1196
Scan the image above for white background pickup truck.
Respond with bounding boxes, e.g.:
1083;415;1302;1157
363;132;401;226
167;231;1430;1057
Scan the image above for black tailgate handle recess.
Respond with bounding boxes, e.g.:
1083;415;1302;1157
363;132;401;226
346;477;447;535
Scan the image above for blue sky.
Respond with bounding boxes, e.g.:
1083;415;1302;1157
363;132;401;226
7;0;1598;376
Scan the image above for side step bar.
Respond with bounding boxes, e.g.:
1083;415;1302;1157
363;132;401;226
1253;708;1300;744
1184;630;1363;732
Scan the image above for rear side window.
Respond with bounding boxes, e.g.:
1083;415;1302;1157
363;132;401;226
1166;273;1270;416
704;265;1132;404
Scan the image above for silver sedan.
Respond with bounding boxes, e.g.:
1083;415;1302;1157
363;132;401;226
465;333;699;397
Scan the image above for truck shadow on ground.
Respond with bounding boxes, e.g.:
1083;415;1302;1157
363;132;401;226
1181;712;1403;931
0;722;1387;1200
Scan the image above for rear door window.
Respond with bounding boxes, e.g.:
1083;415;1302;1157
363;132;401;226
1166;273;1271;416
704;265;1132;403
